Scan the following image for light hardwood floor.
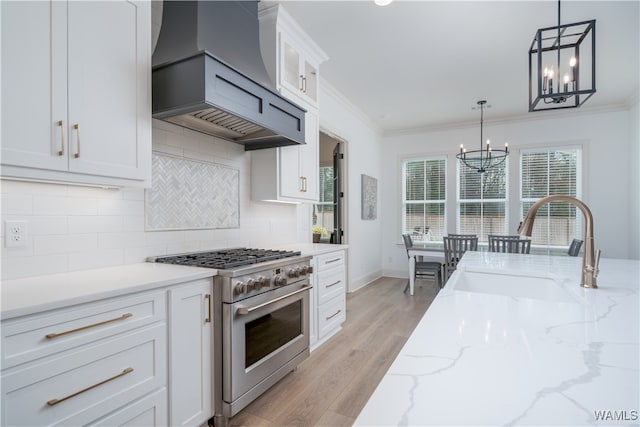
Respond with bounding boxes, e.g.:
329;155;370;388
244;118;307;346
227;276;439;427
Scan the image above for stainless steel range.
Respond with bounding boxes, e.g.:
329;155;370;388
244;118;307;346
151;248;312;423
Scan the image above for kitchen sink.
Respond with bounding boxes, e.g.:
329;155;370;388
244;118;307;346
452;270;579;304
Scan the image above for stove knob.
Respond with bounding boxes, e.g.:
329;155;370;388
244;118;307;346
256;276;269;289
287;268;299;278
234;281;246;295
246;278;256;291
304;265;313;275
274;275;287;287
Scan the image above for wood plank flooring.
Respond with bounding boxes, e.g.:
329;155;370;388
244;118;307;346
227;276;439;427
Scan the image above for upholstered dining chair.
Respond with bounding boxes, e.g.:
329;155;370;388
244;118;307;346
443;234;478;283
488;235;532;254
402;234;442;292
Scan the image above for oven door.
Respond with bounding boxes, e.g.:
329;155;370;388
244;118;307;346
223;283;311;404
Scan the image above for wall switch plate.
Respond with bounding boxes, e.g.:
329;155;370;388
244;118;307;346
5;220;28;248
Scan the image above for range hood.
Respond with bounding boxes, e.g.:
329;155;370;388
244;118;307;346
152;1;306;150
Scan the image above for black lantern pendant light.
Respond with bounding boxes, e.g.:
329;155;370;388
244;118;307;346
457;100;508;174
529;0;596;111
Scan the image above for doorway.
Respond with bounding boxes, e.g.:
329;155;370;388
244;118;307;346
313;131;346;244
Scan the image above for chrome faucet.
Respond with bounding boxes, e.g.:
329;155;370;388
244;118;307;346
518;195;601;288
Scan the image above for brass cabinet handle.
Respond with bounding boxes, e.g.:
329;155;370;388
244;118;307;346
299;74;304;91
73;124;80;158
205;294;212;323
302;76;307;93
57;120;65;156
324;258;341;265
45;313;133;339
299;176;305;192
46;367;134;406
326;309;341;321
326;280;341;288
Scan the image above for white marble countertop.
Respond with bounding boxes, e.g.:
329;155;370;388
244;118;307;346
1;263;217;320
355;251;639;426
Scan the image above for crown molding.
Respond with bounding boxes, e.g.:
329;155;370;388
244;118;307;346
319;77;384;135
383;102;637;138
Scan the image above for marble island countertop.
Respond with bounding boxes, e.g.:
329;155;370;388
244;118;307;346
355;251;639;426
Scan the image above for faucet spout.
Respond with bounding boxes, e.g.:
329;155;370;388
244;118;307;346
518;195;599;289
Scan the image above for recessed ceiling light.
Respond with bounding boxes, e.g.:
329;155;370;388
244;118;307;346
374;0;393;6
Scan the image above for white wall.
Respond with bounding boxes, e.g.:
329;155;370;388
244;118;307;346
381;107;638;278
0;120;300;280
319;81;384;292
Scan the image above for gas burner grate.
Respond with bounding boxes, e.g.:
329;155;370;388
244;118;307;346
154;248;301;270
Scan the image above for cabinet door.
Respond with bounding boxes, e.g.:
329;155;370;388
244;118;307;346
168;280;213;427
278;145;303;199
303;60;318;103
298;109;319;201
67;1;150;181
1;1;68;171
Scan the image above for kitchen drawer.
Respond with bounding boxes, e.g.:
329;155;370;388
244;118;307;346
2;290;165;369
1;323;167;427
317;268;345;305
317;294;345;339
92;388;167;427
316;250;345;272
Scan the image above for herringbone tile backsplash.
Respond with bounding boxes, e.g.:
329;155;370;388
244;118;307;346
145;153;240;230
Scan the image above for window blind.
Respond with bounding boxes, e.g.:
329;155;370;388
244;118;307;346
520;148;581;247
457;161;507;242
402;158;446;242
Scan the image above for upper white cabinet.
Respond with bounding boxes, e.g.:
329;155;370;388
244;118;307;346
259;4;327;108
252;107;319;202
0;1;151;187
253;4;327;203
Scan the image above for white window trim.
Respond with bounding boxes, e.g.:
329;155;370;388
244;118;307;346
401;155;448;241
456;159;509;240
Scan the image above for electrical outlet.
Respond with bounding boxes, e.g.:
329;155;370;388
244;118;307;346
5;220;28;248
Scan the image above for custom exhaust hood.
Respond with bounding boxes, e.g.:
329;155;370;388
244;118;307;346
152;1;306;150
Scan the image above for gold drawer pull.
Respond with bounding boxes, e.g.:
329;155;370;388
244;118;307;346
45;313;133;339
46;367;134;406
326;309;342;321
324;258;341;264
326;280;341;288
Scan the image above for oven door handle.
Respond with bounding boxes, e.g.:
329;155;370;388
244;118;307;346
236;285;312;315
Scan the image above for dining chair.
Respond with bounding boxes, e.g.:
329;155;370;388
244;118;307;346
488;235;532;254
402;234;442;292
443;234;478;283
568;238;583;256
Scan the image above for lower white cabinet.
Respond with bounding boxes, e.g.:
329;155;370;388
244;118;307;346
0;277;216;427
310;248;346;349
168;279;214;427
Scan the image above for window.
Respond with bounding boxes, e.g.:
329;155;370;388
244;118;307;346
402;158;446;242
457;161;508;242
520;147;581;247
313;166;334;230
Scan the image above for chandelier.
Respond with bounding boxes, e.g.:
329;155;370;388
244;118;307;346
457;100;508;174
529;0;596;111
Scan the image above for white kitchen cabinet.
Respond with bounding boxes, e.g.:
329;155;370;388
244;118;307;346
252;3;327;204
0;288;168;426
259;4;328;108
251;105;319;202
168;279;214;427
310;248;346;349
0;0;151;187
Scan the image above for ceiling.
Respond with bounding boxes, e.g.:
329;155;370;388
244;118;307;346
271;0;640;133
